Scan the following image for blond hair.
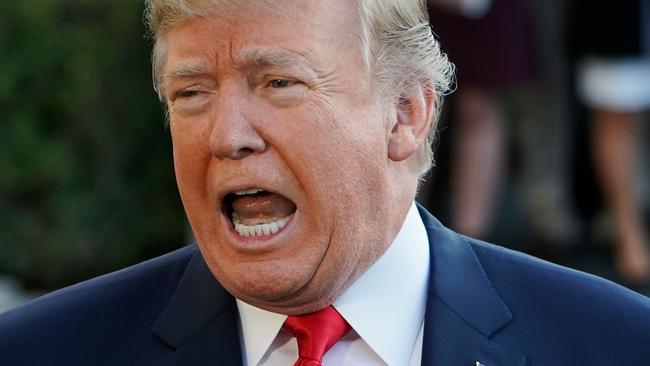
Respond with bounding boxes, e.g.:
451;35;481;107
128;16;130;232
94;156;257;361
144;0;454;175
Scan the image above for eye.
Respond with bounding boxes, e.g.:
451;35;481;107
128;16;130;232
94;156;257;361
258;76;307;107
269;79;293;88
177;90;202;98
168;86;213;115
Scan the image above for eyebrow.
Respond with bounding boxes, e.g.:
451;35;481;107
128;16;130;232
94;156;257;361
163;59;212;84
236;47;313;70
162;48;316;91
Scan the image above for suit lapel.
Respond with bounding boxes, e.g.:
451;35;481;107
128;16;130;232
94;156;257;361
418;205;526;366
152;248;242;366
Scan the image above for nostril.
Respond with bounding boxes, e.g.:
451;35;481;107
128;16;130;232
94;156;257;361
208;117;267;159
231;147;255;159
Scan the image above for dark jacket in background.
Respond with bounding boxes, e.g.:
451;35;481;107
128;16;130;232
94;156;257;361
428;0;537;89
569;0;643;58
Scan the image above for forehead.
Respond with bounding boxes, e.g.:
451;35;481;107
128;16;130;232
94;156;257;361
163;0;362;69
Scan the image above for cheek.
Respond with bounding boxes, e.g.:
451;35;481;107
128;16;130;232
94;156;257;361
277;106;388;216
171;121;213;212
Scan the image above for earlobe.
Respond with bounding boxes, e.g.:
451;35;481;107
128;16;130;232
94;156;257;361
387;83;435;162
388;123;418;161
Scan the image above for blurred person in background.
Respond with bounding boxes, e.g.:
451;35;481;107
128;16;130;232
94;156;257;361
428;0;541;239
428;0;578;248
570;0;650;284
523;0;578;249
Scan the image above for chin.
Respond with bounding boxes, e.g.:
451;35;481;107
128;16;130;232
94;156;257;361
208;256;315;300
210;257;349;314
241;287;341;315
233;274;306;303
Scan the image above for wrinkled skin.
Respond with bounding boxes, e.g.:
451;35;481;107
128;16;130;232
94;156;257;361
164;0;433;314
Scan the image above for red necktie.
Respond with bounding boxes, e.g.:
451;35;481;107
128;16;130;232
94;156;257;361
282;305;352;366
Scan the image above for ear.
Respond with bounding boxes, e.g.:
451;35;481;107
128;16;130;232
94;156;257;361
388;83;435;162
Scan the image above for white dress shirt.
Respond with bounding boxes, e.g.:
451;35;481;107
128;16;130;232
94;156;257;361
236;202;430;366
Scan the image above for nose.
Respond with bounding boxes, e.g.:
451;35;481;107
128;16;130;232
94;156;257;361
208;87;267;160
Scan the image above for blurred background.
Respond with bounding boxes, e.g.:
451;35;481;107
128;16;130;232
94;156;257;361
0;0;186;310
1;0;649;312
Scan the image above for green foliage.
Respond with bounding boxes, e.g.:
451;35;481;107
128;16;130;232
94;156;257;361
0;0;186;289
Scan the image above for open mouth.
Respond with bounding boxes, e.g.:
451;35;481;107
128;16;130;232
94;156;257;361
223;188;297;238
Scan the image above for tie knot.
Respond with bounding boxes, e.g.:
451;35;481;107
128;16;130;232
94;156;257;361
283;305;351;365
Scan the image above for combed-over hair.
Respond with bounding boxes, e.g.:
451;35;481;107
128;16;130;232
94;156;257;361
144;0;454;175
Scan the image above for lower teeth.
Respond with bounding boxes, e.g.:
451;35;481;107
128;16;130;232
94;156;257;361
231;212;292;237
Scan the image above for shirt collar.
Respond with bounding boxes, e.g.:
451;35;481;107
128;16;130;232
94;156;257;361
236;202;430;366
236;300;286;366
333;202;430;365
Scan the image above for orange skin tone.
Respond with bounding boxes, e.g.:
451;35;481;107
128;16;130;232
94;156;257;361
164;0;435;314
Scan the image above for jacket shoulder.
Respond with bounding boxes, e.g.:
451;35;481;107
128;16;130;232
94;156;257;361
469;238;648;303
468;238;650;361
0;245;198;365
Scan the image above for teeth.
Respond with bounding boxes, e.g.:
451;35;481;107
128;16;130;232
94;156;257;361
231;212;292;238
234;188;264;196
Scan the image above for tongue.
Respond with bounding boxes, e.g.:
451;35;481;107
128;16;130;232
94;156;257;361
232;192;296;225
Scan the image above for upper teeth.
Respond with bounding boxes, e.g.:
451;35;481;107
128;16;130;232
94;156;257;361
234;188;264;196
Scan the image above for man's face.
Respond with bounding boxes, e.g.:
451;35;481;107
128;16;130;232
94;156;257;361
165;0;409;314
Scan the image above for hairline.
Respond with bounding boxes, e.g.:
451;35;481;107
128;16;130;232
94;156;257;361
151;2;377;101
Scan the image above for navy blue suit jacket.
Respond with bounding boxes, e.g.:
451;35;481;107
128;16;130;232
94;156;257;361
1;206;649;365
